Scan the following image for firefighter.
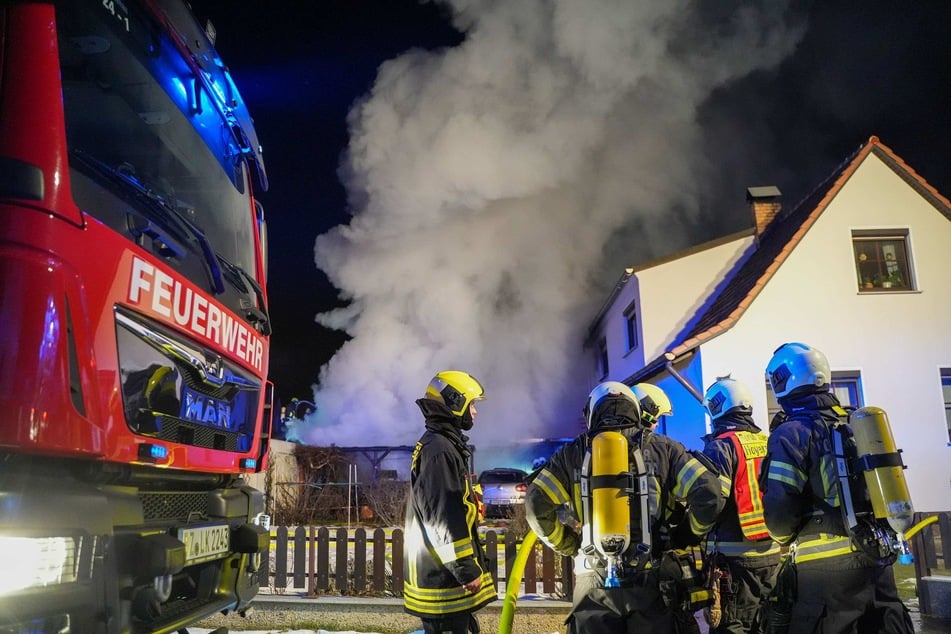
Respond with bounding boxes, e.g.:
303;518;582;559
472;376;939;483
403;371;497;634
524;381;723;633
700;377;781;634
761;343;913;633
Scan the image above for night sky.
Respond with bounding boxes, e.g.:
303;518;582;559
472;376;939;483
187;1;951;447
188;0;463;403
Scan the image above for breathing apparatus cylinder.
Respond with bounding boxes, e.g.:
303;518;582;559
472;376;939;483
849;406;915;562
591;430;631;588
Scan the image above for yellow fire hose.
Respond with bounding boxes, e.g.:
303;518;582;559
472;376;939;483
904;514;938;541
498;530;538;634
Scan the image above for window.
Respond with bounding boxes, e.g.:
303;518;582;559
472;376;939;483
765;371;863;423
942;369;951;443
624;301;639;351
853;230;913;292
830;372;863;408
598;338;609;379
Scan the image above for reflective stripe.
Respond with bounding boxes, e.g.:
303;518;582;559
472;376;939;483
717;473;731;497
689;510;711;535
464;478;478;527
675;457;715;534
792;534;854;563
433;536;475;564
708;540;781;558
673;457;706;499
403;571;496;615
533;468;571;505
544;518;567;552
818;452;840;507
767;459;806;489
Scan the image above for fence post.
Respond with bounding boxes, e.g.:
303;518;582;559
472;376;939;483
335;527;349;593
308;526;316;597
293;526;306;589
484;531;499;587
541;543;555;595
274;525;288;592
392;528;404;596
562;554;574;599
258;526;272;589
317;527;329;591
523;540;537;594
504;531;518;589
353;527;367;593
938;512;951;565
372;528;387;593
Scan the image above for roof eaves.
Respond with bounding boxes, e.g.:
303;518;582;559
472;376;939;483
652;137;881;362
585;267;635;346
869;140;951;218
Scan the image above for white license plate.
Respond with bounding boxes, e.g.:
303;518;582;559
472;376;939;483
178;524;230;564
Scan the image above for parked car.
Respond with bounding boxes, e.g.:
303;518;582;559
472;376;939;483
478;467;528;517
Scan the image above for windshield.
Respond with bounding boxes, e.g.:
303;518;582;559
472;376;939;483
57;0;258;284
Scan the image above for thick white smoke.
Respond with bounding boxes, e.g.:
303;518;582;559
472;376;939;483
291;0;805;449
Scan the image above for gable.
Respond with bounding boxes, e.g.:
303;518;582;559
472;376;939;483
625;136;951;385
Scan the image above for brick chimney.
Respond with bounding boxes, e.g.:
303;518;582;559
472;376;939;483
747;185;782;239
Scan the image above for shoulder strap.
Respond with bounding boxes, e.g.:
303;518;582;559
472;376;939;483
830;411;860;533
631;442;652;550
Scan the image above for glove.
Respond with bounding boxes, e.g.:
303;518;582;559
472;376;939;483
670;520;703;549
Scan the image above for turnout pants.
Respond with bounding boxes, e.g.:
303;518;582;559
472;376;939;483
710;555;779;634
420;611;480;634
788;553;913;634
568;571;701;634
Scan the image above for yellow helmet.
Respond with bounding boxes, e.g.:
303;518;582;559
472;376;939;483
631;383;672;426
425;370;486;418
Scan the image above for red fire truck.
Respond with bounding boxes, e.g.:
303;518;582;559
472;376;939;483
1;1;274;631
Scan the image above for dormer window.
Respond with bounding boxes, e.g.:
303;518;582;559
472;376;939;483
853;230;914;292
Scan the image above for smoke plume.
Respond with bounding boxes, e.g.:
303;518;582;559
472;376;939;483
290;0;805;452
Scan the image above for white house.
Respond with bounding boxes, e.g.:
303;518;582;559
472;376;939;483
586;136;951;512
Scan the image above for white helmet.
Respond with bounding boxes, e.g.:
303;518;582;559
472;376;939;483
631;383;672;427
766;342;830;399
703;377;753;421
583;381;641;433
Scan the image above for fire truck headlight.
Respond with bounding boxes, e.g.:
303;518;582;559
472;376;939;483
0;536;79;595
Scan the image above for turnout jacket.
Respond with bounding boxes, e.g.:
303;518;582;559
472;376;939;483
526;427;722;573
403;398;496;618
701;413;781;562
760;391;864;564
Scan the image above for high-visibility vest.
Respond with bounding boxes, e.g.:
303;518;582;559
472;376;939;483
721;430;770;541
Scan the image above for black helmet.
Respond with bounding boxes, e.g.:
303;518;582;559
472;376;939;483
583;381;641;434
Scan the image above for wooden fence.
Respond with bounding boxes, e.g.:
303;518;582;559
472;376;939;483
908;511;951;617
261;526;573;599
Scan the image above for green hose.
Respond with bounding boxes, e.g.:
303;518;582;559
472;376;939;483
498;530;538;634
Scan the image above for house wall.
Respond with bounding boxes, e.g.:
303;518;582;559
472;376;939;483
638;237;753;362
594;236;753;386
696;153;951;511
244;439;301;514
648;359;709;450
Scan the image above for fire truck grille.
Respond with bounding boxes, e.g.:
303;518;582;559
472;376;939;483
140;492;209;522
155;416;239;452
